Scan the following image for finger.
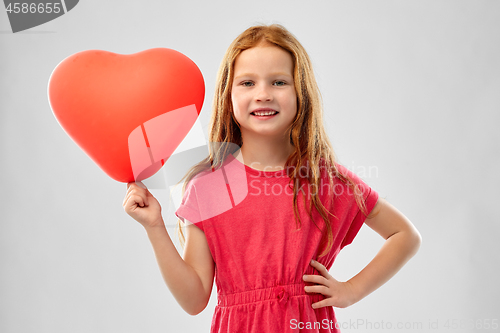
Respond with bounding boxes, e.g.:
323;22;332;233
124;188;141;207
311;299;332;309
304;285;330;296
124;184;137;206
310;259;329;277
303;274;328;285
125;193;147;209
143;189;151;206
135;183;150;205
125;183;141;200
126;194;143;209
125;185;149;207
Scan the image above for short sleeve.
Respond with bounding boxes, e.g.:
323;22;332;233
175;180;204;232
337;163;379;249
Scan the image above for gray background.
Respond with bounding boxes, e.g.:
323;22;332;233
1;1;499;332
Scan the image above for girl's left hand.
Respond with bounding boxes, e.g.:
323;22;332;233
303;259;357;309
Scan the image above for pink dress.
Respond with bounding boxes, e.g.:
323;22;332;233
175;154;379;332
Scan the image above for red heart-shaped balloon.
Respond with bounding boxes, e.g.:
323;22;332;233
48;48;204;183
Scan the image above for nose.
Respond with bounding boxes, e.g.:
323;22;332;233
254;84;272;102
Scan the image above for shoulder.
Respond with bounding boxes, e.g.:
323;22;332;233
317;158;355;186
334;163;360;183
318;160;375;200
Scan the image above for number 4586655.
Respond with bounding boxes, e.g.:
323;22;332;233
6;3;62;14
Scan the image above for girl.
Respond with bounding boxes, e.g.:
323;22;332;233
123;24;421;332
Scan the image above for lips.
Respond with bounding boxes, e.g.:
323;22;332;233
251;108;279;116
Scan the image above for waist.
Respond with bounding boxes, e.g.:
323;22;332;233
217;283;323;307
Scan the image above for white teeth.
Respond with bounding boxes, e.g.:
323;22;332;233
253;111;277;116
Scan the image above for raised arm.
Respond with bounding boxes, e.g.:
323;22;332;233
123;182;215;315
303;197;422;308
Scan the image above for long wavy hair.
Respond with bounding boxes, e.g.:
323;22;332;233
176;24;369;257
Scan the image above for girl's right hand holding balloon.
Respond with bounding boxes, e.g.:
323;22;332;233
123;182;163;229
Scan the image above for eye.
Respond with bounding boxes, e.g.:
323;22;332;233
273;80;287;86
240;81;254;87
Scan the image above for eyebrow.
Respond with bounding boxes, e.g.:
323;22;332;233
234;72;293;80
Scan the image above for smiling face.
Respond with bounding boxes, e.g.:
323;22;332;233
231;44;297;142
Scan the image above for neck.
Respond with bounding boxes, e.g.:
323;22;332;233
233;132;295;171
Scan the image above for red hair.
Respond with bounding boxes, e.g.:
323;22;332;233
177;24;370;257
